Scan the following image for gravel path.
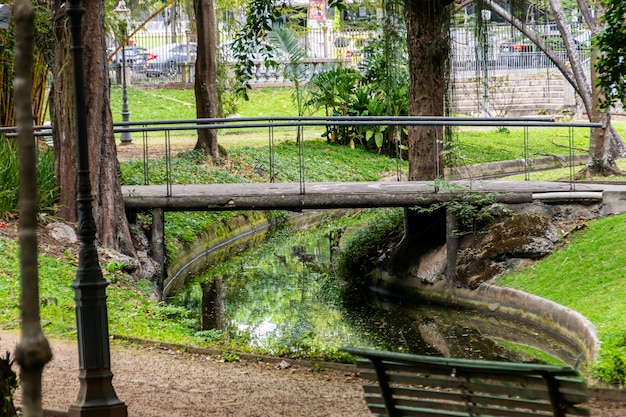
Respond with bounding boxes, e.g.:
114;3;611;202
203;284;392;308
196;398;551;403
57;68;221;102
1;331;368;417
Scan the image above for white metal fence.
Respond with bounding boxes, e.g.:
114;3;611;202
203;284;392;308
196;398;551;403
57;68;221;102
110;23;592;88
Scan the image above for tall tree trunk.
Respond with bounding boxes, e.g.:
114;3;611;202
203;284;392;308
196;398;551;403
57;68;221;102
584;0;626;174
404;0;453;181
586;40;624;175
14;2;52;416
51;1;136;256
194;0;219;160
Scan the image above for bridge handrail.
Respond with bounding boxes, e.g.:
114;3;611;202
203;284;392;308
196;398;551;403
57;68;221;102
2;116;602;193
1;116;602;136
107;116;601;134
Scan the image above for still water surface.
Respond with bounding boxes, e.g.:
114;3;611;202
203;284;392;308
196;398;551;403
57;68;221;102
175;213;575;365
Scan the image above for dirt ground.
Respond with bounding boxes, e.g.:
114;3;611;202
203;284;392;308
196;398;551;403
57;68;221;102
1;331;368;417
116;141;192;162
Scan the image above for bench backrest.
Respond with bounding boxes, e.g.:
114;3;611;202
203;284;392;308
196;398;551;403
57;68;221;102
340;347;589;417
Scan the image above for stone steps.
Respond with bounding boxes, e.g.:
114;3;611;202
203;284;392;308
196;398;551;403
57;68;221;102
451;73;573;117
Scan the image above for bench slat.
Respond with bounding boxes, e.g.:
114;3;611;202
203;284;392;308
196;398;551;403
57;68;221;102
363;385;556;412
341;347;589;417
362;386;588;416
358;368;587;404
366;401;554;417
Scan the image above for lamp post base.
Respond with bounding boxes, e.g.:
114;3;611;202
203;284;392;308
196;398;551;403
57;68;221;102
68;403;127;417
66;368;127;417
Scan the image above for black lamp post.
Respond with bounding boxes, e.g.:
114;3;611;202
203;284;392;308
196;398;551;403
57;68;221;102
114;0;132;144
67;1;127;416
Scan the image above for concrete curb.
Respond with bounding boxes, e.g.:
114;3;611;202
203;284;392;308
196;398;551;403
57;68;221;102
446;154;588;180
411;280;600;366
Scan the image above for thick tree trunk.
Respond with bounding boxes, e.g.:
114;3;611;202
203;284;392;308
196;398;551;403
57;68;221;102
51;2;136;256
51;3;76;222
585;45;624;175
584;0;626;175
194;0;219;160
404;0;453;181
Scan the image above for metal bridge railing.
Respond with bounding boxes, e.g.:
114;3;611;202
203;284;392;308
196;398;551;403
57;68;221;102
3;116;601;195
108;116;600;195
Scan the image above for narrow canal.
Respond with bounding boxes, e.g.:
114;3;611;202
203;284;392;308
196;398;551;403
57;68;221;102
171;208;579;366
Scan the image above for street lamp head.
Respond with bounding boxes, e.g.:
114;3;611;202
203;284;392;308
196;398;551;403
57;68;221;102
113;1;130;20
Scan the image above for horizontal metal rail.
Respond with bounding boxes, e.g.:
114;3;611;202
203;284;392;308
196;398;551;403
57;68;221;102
1;117;602;135
2;117;602;194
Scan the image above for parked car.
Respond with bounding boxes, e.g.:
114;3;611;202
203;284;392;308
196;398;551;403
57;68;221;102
107;45;148;72
331;35;370;65
145;42;197;77
498;35;583;67
498;40;534;66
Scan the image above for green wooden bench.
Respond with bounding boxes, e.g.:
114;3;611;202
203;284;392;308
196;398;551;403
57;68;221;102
340;347;589;417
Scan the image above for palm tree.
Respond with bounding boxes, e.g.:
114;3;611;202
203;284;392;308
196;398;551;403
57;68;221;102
268;23;309;143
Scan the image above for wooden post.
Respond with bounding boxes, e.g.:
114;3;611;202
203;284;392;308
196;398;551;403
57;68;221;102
151;208;165;298
445;209;459;283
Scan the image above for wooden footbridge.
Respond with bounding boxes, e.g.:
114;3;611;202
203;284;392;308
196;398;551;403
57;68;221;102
121;180;618;212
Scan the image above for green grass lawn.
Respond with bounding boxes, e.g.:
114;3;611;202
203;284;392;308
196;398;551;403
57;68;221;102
111;86;626;176
495;213;626;383
110;86;301;121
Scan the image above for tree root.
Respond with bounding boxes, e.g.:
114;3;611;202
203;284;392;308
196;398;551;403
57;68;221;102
573;164;626;180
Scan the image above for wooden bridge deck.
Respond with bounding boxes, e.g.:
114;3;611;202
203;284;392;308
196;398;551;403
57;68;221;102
121;180;611;212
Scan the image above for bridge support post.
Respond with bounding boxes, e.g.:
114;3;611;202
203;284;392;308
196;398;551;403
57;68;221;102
391;208;447;277
151;208;165;298
445;209;459;282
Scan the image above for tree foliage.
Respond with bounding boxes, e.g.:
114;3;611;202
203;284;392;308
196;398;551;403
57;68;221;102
595;0;626;110
267;23;309;116
231;0;279;99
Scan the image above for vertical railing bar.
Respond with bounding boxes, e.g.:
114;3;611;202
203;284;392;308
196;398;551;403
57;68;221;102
165;130;172;197
569;126;575;191
434;127;438;181
435;126;443;190
269;121;275;183
395;127;402;181
143;126;149;185
524;125;530;181
299;124;305;194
